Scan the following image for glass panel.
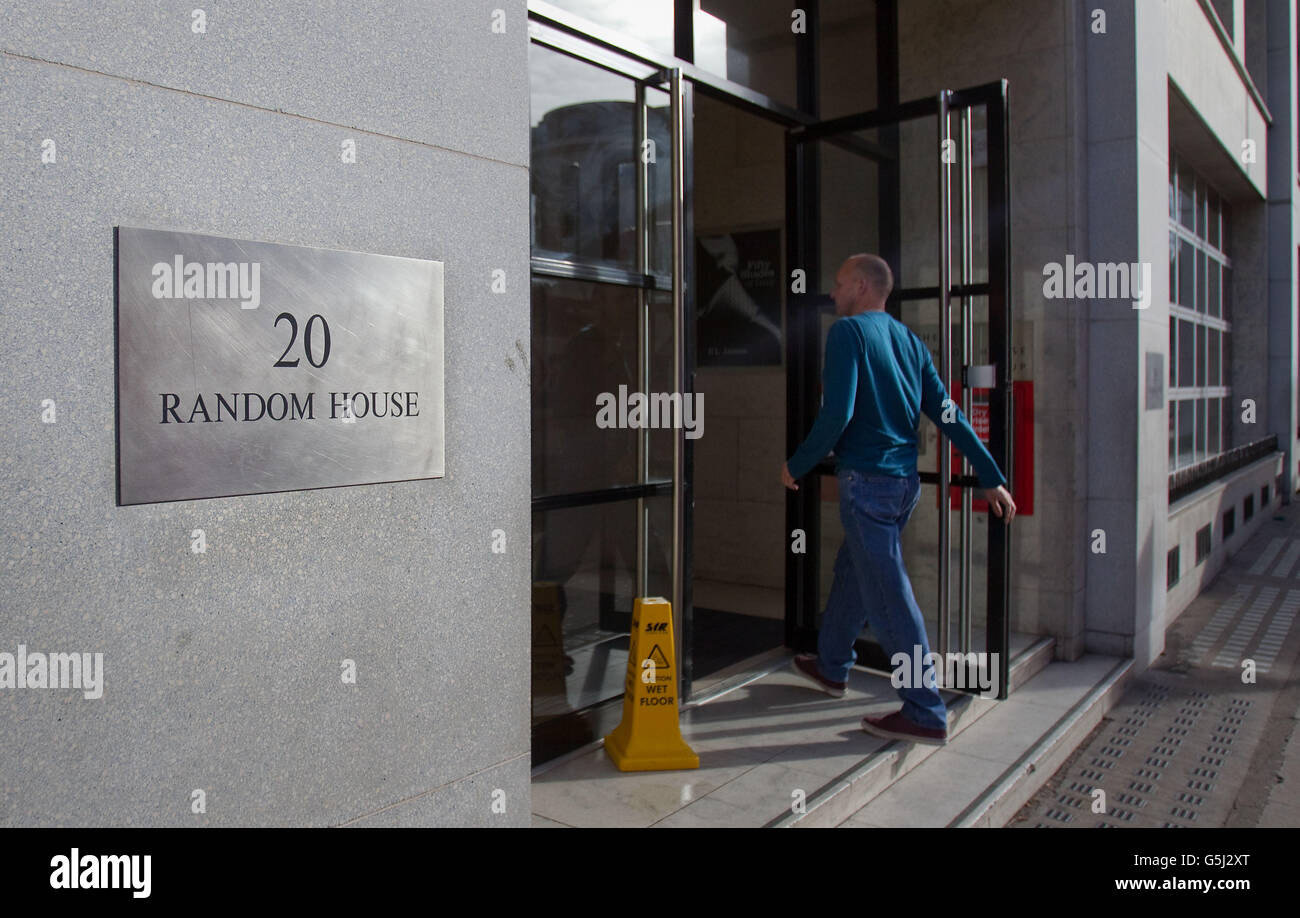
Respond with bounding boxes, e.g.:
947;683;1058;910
696;0;798;109
895;297;1000;652
1178;399;1194;467
693;92;786;365
691;89;787;676
1169;402;1177;471
1178;238;1194;307
902;298;942;464
1195;397;1206;461
817;473;993;671
1169;157;1177;219
529;44;672;273
1178;319;1194;387
1196;323;1206;387
1198;180;1206;238
1169;230;1178;304
972;104;987;282
531;495;672;728
1169;320;1176;385
547;0;677;59
817;132;882;290
1196;249;1206;313
898;115;939;289
819;0;878;118
1207;258;1221;318
1208;189;1221;249
1208;397;1221;455
1222;265;1232;322
1178;163;1196;231
647;290;676;481
531;277;674;494
1209;327;1221;386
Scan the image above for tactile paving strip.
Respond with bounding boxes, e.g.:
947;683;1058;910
1010;671;1265;827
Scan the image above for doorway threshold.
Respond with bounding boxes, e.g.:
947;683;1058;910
530;637;1131;827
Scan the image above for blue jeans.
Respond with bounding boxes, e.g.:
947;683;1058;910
816;468;947;730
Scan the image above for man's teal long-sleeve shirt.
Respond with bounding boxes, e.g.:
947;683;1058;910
786;311;1007;489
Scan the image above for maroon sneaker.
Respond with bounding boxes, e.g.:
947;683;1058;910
861;710;948;745
791;653;847;697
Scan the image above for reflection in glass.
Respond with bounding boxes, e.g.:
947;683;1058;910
1208;190;1221;249
1168;230;1177;303
545;0;677;59
1177;239;1194;308
1196;323;1205;387
1178;399;1194;466
696;0;797;108
1195;397;1206;461
1169;321;1176;385
1178;319;1194;387
1168;403;1176;471
529;43;672;273
1196;249;1206;313
1207;259;1220;318
531;278;675;495
531;497;672;728
1178;164;1195;231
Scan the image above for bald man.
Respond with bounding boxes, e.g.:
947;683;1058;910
782;253;1016;745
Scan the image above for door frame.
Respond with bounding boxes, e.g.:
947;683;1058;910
527;0;906;763
783;81;1013;700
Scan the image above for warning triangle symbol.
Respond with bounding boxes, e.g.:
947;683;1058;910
647;644;670;668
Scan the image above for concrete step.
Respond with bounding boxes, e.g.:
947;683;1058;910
530;636;1089;828
770;637;1099;828
835;654;1135;828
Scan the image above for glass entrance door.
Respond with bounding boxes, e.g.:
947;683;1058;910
528;25;689;761
785;83;1013;699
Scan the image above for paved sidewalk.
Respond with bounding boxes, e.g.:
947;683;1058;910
1008;499;1300;827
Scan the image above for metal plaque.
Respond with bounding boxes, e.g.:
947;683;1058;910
1145;351;1164;410
115;226;444;505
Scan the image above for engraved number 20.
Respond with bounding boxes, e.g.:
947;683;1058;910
274;312;331;368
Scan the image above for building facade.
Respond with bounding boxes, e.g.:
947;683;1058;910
2;0;1297;824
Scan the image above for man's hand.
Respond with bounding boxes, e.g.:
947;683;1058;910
982;485;1016;521
782;462;799;491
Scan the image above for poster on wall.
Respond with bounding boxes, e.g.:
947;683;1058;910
695;229;782;366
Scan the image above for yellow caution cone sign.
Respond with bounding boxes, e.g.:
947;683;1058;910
604;597;699;771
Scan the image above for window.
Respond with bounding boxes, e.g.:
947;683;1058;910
546;0;677;60
1195;523;1212;565
1224;507;1235;539
1261;484;1270;506
1169;154;1231;472
1244;493;1254;522
1167;545;1181;589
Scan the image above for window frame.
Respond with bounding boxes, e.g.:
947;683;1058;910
1168;152;1232;473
